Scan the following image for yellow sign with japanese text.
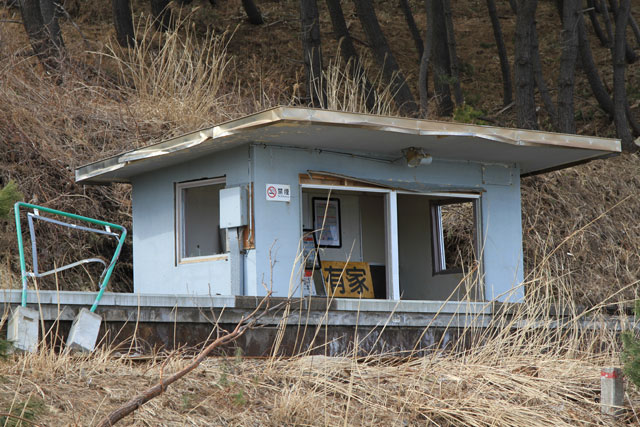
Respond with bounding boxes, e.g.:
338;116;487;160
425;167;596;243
321;261;375;298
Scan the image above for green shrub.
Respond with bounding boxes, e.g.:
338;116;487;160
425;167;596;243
453;104;488;125
0;181;23;220
1;397;45;426
621;300;640;388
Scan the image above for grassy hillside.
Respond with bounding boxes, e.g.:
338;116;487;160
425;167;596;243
0;0;638;305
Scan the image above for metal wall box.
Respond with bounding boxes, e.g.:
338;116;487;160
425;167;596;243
220;186;248;228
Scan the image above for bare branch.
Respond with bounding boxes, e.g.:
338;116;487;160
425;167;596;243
96;292;273;427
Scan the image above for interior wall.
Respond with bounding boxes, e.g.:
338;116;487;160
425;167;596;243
360;194;385;264
301;191;363;262
183;185;222;257
397;194;465;301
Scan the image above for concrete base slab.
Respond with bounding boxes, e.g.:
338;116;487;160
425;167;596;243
7;306;39;353
65;308;101;353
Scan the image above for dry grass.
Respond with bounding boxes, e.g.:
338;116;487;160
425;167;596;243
0;0;639;303
104;12;236;131
0;266;637;426
522;154;640;306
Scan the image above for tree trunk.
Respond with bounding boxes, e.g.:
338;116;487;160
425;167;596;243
300;0;326;107
576;4;615;118
352;0;417;115
150;0;171;32
486;0;512;106
40;0;64;52
241;0;264;25
428;0;453;116
419;0;433;116
611;0;634;149
601;0;614;43
325;0;376;110
442;0;462;105
18;0;59;71
608;0;637;63
112;0;135;47
514;0;537;129
532;26;556;128
557;0;579;133
399;0;424;61
586;0;610;47
629;12;640;48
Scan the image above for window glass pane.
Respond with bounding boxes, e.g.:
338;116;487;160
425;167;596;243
438;201;475;271
182;183;224;258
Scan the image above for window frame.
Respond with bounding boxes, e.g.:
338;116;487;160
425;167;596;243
175;177;227;264
430;197;479;275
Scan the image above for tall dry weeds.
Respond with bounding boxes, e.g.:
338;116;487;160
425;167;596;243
104;12;236;132
0;259;636;425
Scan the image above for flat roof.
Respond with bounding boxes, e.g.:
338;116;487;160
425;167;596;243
76;107;621;184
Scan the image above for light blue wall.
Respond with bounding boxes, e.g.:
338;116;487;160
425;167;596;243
480;174;525;301
251;145;524;302
131;146;252;295
129;142;524;302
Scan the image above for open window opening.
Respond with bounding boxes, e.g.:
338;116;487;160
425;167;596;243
175;177;226;263
301;188;387;299
397;194;481;301
431;199;477;274
300;172;483;301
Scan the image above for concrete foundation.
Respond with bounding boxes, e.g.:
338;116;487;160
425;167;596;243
65;308;102;353
0;290;634;356
7;305;39;353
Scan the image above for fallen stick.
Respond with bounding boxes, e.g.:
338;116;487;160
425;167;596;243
96;293;272;426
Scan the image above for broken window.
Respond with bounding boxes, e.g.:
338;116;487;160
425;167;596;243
176;177;226;262
431;199;477;274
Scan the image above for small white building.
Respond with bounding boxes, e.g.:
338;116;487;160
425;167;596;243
75;107;620;304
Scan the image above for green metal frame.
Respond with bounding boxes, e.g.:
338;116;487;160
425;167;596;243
14;202;127;312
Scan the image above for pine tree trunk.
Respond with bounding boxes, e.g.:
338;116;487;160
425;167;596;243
532;26;556;127
300;0;325;107
442;0;462;105
419;0;433;116
399;0;424;61
352;0;417;115
112;0;135;47
486;0;512;106
241;0;264;25
586;0;610;47
514;0;537;129
629;12;640;48
557;0;579;133
576;5;615;118
428;0;453;116
608;0;637;63
601;0;614;42
18;0;59;71
611;0;634;149
150;0;171;32
325;0;376;110
39;0;64;52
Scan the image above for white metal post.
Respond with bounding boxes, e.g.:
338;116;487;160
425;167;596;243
385;191;400;300
228;227;244;295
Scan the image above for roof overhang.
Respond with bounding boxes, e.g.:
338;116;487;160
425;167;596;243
76;107;621;184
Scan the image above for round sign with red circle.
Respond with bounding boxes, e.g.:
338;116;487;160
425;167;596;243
267;185;277;199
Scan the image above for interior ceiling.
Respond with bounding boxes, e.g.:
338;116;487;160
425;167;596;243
76;108;619;184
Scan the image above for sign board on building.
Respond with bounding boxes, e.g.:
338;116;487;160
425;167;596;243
265;184;291;202
321;261;375;299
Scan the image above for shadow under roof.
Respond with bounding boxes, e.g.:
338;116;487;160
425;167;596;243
76;106;621;184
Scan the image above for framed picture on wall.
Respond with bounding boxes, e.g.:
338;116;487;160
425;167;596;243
313;198;341;248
